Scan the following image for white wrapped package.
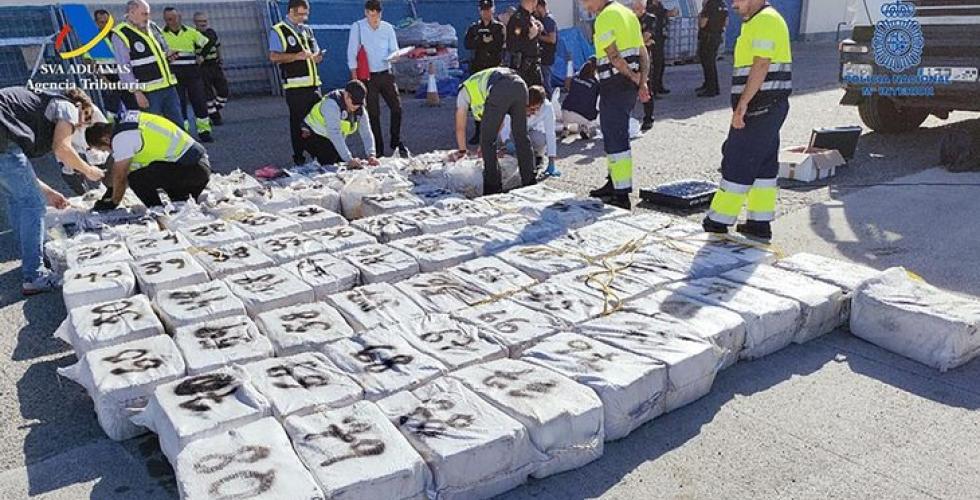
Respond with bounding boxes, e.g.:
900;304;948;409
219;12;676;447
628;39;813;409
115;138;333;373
283;255;360;300
666;237;775;268
249;187;302;213
667;278;803;360
449;257;537;296
539;199;626;230
396;207;467;235
608;252;689;291
722;264;848;343
256;302;355;356
443;226;520;256
395;272;491;314
773;252;882;293
626;290;747;370
57;335;186;441
549;221;649;259
55;295;165;354
485;214;562;244
511;282;613;324
496;245;588;281
342;244;420;284
617;212;687;233
434;198;500;225
232;211;302;239
240;353;363;418
155;282;247;333
479;193;535;215
44;233;101;277
133;251;210;298
281;204;346;231
254;231;327;264
322;328;447;401
224;268;316;318
377;378;544;499
850;268;980;371
637;243;744;279
352;214;423;243
412;185;461;206
62;261;137;311
552;264;667;307
310;225;377;253
180;220;251;247
289;185;342;213
193;243;275;279
207;169;263;194
509;184;576;204
390;236;476;273
199;196;259;220
125;230;191;260
65;240;132;269
173;316;274;375
445;159;484;198
339;172;382;220
328;283;427;332
452;358;604;478
523;332;668;441
454;300;567;356
362;190;427;217
284;401;430;500
173;417;324;500
578;311;719;412
131;369;271;464
384;314;507;370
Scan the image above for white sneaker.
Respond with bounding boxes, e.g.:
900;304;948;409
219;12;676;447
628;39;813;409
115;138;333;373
22;272;61;297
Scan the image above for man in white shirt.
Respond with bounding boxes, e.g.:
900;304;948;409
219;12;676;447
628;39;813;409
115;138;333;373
500;85;560;176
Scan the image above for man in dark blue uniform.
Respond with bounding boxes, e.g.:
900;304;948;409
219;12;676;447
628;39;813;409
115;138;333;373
465;0;506;145
697;0;728;97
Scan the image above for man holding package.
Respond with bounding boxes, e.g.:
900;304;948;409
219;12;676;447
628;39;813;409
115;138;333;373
301;80;379;169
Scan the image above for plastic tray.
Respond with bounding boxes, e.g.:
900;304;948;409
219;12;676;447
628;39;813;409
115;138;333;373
640;179;718;208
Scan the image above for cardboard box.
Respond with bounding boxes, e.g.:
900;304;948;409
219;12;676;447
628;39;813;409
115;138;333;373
779;147;846;182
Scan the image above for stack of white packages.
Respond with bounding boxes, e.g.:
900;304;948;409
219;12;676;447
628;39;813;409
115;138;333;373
44;233;101;276
578;311;720;412
199;196;259;219
173;417;324;499
383;314;507;370
125;230;190;260
239;353;363;418
224;268;315;318
452;358;604;478
353;214;424;243
496;244;587;281
636;242;744;279
57;335;186;440
412;185;461;206
283;255;360;300
378;377;545;499
486;214;561;244
722;264;848;343
55;295;165;353
617;212;686;233
62;261;136;311
133;251;209;298
284;401;430;500
180;220;251;248
322;328;447;401
193;243;275;279
207;169;263;194
554;262;676;305
155;282;247;332
287;184;342;213
396;272;491;314
362;191;427;217
510;184;577;204
173;316;274;375
232;212;302;239
281;204;346;231
435;198;500;225
674;235;775;268
455;301;567;356
667;278;803;360
309;225;377;253
549;220;649;259
160;204;217;230
131;369;271;464
449;257;538;297
254;232;327;264
390;236;475;273
480;193;537;216
248;187;302;213
539;199;628;230
523;332;668;441
65;240;132;269
443;226;520;257
850;268;980;371
773;252;882;294
397;207;467;234
511;282;614;324
256;302;355;356
328;283;427;331
342;244;420;284
626;290;747;370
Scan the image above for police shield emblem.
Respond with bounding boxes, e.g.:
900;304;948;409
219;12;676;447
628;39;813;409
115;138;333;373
872;1;924;73
133;41;145;53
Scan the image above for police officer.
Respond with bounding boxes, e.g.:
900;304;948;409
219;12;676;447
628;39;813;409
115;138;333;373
648;0;678;95
703;0;792;241
269;0;324;165
449;67;538;195
163;7;213;143
697;0;729;97
193;12;230;126
633;0;657;131
464;0;505;145
506;0;544;87
583;0;650;210
85;110;211;209
534;0;559;94
301;80;378;168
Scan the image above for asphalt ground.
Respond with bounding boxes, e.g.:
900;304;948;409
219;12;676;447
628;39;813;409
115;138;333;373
1;41;978;498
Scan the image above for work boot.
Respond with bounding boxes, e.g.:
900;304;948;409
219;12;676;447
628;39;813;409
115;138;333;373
292;154;307;166
589;178;615;199
736;221;772;241
394;143;411;158
608;193;631;211
702;217;729;234
210;112;223;126
199;131;213;143
640;119;654;132
22;271;60;297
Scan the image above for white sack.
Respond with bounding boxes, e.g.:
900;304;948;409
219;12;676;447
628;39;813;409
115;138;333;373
454;300;567;357
254;231;327;264
256;302;355;356
328;283;427;332
309;225;378;253
396;207;467;234
282;255;360;300
154;282;248;333
352;214;424;243
383;314;507;370
223;268;316;318
449;257;538;296
62;261;137;311
390;236;476;273
342;244;421;284
125;230;191;260
340;172;383;220
395;272;491;314
133;251;210;298
287;185;342;213
192;243;275;279
55;294;164;354
173;316;274;375
65;240;132;269
281;204;347;231
248;186;302;213
239;352;363;418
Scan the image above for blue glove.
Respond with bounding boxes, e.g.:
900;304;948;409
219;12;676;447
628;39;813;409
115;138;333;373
505;140;516;155
543;160;561;177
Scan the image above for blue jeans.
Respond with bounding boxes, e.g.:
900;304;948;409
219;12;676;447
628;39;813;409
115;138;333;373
0;144;46;282
145;86;183;127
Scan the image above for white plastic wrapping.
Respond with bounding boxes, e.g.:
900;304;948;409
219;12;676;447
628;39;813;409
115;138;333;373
281;204;347;231
396;207;468;235
44;232;101;277
383;314;507;370
352;214;424;243
232;211;302;239
479;193;536;216
180;220;251;248
62;261;137;311
57;335;186;441
511;282;614;325
288;185;342;213
192;243;276;279
434;198;501;225
223;268;316;318
549;220;650;259
342;244;421;284
55;294;165;354
173;316;274;375
154;281;248;333
509;184;576;204
248;187;302;213
390;236;476;273
553;261;676;306
125;230;191;260
485;214;562;244
309;225;378;253
239;352;363;418
133;251;210;298
617;212;688;233
443;226;520;256
254;231;327;264
395;272;491;314
495;244;588;282
282;255;360;300
449;257;538;297
199;196;259;220
636;243;744;279
339;172;382;220
255;302;355;356
362;190;427;217
773;252;883;293
327;283;427;332
445;159;484;198
451;358;604;478
65;240;132;269
454;300;567;357
664;234;776;268
412;185;462;206
539;198;626;230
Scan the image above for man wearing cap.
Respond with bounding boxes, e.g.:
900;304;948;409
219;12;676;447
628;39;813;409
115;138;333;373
464;0;506;145
301;80;379;169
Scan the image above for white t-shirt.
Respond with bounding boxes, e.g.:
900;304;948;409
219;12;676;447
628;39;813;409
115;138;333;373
456;89;471;109
111;130;143;162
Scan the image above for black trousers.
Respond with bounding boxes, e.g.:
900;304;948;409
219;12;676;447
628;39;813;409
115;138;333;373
480;76;534;194
365;71;402;155
304;133;342;166
100;75;138;118
698;32;723;92
285;86;322;162
643;45;657;122
201;60;229;116
652;38;667;92
128;143;211;206
174;69;210;125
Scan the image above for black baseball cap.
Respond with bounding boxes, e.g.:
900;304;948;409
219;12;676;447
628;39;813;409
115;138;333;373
479;0;494;9
345;80;367;105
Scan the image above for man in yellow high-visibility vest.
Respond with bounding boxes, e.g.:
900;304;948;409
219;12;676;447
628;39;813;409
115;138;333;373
163;6;213;143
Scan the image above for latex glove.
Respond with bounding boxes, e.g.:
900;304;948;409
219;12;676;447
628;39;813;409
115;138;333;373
543;160;561;177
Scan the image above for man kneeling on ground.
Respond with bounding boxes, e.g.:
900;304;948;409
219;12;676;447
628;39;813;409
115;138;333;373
302;80;379;169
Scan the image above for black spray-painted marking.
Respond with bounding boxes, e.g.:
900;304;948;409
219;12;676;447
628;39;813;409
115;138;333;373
554;339;617;372
91;300;141;327
266;360;330;389
193;322;252;349
353;345;413;373
476;310;530;334
102;348;163;375
75;243;124;262
264;236;306;253
280;310;332;333
231;274;287;294
175;372;238;412
169;287;226;311
398;397;474;438
347;289;395;313
415;276;481;302
240;215;278;227
135;232;180;249
304;416;386;467
290;206;325;218
141;258;187;276
72;268;124;283
206;246;251;264
194;446;275;500
482;369;558;398
190;223;229;237
406;238;445;253
420;328;477;352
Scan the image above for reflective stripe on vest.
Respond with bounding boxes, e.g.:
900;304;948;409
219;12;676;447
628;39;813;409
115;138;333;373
112;22;177;92
593;1;644;82
305;91;360;137
118;111;193;170
462;68;497;120
273;22;321;89
731;6;793;107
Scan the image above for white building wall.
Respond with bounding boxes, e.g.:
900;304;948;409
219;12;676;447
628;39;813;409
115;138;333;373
800;0;853;39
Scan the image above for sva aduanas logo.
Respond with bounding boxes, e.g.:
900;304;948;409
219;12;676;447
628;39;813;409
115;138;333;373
872;1;924;73
54;4;115;60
